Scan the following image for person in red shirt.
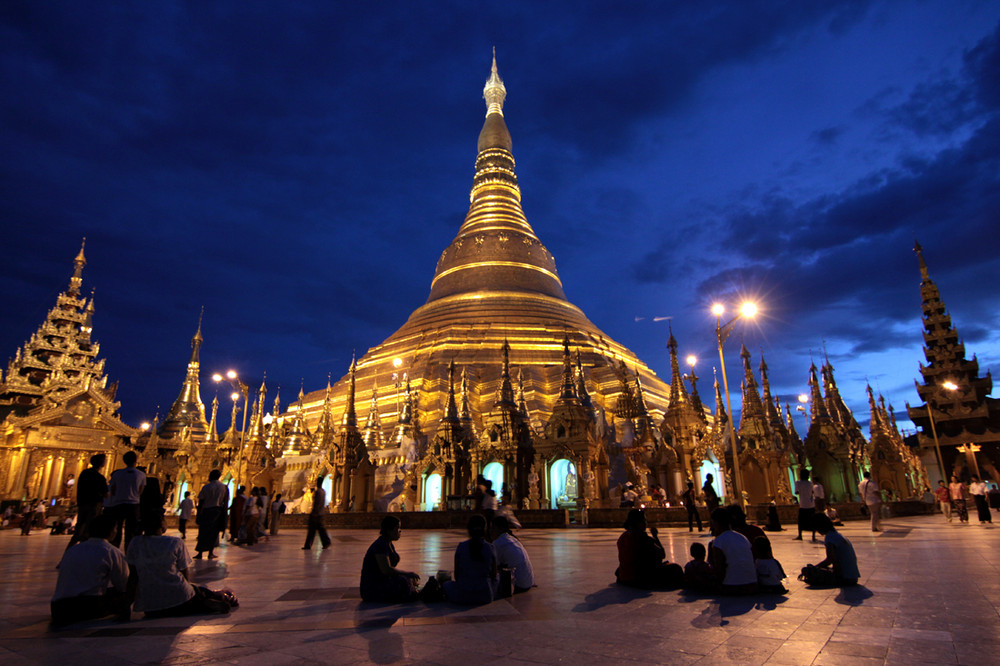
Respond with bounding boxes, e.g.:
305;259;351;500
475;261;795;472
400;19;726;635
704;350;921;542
934;480;951;522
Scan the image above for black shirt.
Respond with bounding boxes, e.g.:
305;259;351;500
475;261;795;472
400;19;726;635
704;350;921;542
77;467;108;506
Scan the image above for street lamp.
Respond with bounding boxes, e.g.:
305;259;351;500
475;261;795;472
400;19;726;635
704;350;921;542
713;301;758;507
924;381;959;483
214;370;250;485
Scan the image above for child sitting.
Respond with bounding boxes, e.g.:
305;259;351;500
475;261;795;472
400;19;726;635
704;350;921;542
683;542;717;592
753;536;787;594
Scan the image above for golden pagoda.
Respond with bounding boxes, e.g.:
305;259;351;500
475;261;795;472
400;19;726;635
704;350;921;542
286;55;678;511
0;241;138;501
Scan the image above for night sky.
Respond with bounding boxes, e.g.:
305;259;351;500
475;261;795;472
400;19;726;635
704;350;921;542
2;1;998;435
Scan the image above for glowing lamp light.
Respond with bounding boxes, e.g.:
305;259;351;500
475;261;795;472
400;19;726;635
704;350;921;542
211;373;223;382
686;355;697;367
798;394;808;404
226;370;237;380
140;422;150;431
711;303;725;317
740;301;758;318
263;413;273;425
231;392;240;402
942;381;959;391
392;358;403;369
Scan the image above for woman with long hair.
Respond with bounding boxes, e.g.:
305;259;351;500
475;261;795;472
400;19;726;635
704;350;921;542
443;514;497;605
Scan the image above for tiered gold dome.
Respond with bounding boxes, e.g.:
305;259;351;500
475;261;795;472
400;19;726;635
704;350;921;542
298;56;671;432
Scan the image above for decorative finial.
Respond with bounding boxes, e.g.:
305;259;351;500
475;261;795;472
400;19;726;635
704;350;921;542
913;239;929;280
483;48;506;117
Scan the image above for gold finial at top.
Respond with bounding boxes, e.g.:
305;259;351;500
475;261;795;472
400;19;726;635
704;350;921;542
913;239;929;280
483;48;506;117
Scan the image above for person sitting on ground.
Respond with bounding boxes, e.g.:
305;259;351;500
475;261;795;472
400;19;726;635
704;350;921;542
126;513;232;617
683;542;716;592
51;514;130;626
443;514;498;605
620;483;638;508
360;516;422;603
800;514;859;588
708;508;758;595
51;514;75;535
490;515;535;593
753;537;787;594
824;505;843;526
615;508;684;590
726;504;768;557
764;503;783;532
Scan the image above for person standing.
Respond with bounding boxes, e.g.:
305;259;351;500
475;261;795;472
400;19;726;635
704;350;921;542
302;476;331;550
178;492;194;539
703;474;720;515
812;477;826;513
229;486;247;543
194;470;229;559
682;481;703;532
949;475;969;524
794;470;816;541
106;451;146;550
934;480;952;522
269;493;285;536
858;471;882;532
67;454;109;548
968;476;992;524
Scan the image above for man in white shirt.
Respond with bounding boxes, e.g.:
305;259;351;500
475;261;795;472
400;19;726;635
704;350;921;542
51;513;129;626
107;451;146;550
793;470;816;541
709;508;757;595
858;471;882;532
969;476;992;524
490;515;534;592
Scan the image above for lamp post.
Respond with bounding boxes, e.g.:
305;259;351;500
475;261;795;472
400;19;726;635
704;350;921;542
712;301;758;507
213;370;250;486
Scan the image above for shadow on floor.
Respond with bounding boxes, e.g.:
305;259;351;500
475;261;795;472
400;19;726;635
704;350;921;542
680;589;788;626
834;585;874;606
571;584;652;613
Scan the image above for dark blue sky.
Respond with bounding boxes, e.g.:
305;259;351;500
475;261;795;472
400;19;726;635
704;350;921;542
2;1;998;433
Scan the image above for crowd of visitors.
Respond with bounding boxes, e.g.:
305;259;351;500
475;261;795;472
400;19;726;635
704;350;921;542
36;454;1000;628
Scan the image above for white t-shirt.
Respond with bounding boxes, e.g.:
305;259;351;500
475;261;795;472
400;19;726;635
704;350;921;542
126;535;195;612
108;467;147;506
178;498;194;520
794;480;815;509
712;530;757;586
53;538;128;601
493;533;534;589
813;483;825;500
198;480;229;509
969;482;988;496
858;479;881;505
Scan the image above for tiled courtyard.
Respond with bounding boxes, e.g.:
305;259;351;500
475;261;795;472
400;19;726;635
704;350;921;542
1;514;997;665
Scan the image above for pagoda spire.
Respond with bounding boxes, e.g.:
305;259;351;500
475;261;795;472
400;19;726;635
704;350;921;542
738;344;766;426
69;238;86;297
760;354;782;429
575;350;593;408
443;362;459;422
344;354;358;428
517;368;529;417
808;362;830;423
559;335;577;400
867;384;885;438
667;327;689;406
206;395;220;446
496;339;516;406
460;367;474;423
426;54;567;305
158;311;209;442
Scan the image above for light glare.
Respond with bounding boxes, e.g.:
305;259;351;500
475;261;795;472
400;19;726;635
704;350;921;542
740;302;758;318
686;355;697;367
711;303;725;317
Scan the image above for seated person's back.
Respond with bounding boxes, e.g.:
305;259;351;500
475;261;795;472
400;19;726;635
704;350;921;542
444;515;497;605
490;515;534;592
51;514;129;625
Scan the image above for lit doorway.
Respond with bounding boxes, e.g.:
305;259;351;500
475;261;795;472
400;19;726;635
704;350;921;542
423;473;442;510
549;459;578;509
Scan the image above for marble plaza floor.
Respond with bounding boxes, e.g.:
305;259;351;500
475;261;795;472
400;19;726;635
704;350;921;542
1;514;998;665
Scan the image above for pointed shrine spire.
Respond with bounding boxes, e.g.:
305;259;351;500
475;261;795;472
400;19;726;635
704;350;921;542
559;335;577;400
190;307;204;364
68;238;87;297
914;240;930;281
808;362;830;423
667;327;689;405
575;351;593;408
483;47;506;116
344;354;358;428
159;311;209;441
444;361;459;422
496;339;516;406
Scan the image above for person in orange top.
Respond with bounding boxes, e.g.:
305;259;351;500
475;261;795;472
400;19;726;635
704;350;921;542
933;480;951;522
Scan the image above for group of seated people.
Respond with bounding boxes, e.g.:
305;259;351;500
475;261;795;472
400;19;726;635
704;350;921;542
360;514;535;605
51;512;235;627
616;506;859;595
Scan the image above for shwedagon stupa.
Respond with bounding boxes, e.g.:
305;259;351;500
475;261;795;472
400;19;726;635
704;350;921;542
284;56;679;510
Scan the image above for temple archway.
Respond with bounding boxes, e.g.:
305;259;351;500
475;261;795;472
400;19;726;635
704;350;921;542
423;472;443;510
483;462;503;495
